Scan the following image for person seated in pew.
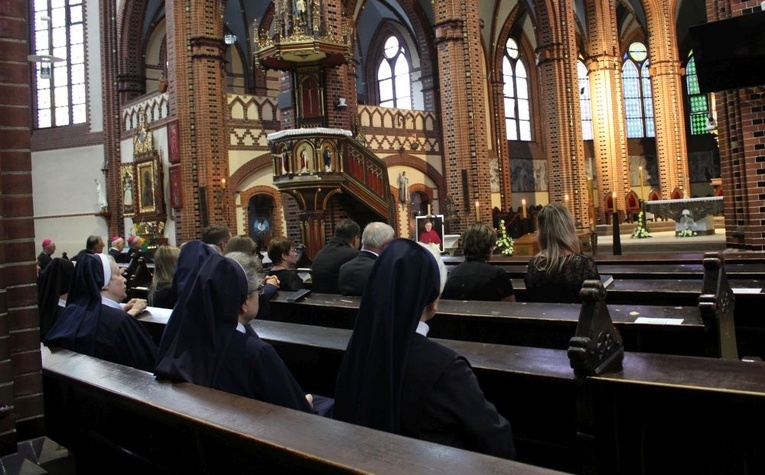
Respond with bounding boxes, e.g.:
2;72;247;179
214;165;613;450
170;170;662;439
266;237;304;291
311;219;361;294
109;236;130;263
441;223;516;302
37;257;74;339
148;245;180;309
44;254;157;372
335;239;516;459
155;251;330;415
524;203;600;303
224;239;279;320
225;235;264;273
338;222;395;296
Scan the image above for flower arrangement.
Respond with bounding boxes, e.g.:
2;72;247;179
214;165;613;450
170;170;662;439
631;211;651;239
676;228;697;238
496;219;514;256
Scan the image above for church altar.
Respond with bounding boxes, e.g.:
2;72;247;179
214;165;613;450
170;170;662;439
645;196;724;235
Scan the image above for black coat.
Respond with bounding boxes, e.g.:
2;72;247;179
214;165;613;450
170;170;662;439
337;251;377;296
400;334;516;459
310;237;358;294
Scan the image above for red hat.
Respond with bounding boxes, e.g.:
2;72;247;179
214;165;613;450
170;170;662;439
42;239;52;248
128;235;137;244
111;235;122;244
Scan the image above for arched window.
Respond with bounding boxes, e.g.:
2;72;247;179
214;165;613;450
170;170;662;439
622;41;654;138
502;38;531;141
685;52;711;135
32;0;86;128
377;36;412;109
578;60;593;140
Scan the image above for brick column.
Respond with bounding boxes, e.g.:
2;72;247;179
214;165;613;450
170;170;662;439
433;0;492;231
584;0;629;222
534;0;588;226
708;0;765;250
166;0;230;242
0;0;45;452
645;1;689;197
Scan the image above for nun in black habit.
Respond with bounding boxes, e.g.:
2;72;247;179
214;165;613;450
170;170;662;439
154;252;315;413
37;257;74;339
43;254;158;372
334;239;516;459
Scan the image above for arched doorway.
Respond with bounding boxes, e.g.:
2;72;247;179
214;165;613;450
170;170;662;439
248;194;275;251
410;191;430;218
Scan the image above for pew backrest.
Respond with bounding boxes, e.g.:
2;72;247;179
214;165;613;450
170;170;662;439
41;347;559;474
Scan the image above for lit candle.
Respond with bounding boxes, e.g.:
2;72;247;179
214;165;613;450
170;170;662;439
564;194;570;210
639;166;645;201
427;204;431;216
475;201;480;222
521;199;527;219
612;191;617;212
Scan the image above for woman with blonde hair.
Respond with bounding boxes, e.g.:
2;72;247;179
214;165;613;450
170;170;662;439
149;245;181;308
524;203;599;303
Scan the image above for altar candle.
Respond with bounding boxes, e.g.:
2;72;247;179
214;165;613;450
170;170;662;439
427;204;431;216
639;166;645;201
475;201;480;222
522;199;527;219
564;194;570;210
612;191;617;211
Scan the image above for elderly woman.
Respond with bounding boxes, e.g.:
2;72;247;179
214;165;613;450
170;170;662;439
266;236;304;291
155;251;319;412
442;223;515;302
334;239;515;459
43;254;157;372
524;203;600;303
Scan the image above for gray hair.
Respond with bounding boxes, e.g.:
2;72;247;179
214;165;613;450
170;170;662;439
225;251;259;294
361;222;395;249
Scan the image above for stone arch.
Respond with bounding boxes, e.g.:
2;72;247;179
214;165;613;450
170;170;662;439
239;186;284;239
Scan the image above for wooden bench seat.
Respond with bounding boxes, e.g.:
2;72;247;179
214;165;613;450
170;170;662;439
251;319;765;474
42;347;557;475
265;293;723;357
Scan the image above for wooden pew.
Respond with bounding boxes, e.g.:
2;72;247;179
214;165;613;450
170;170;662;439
265;254;738;359
42;347;556;475
251;319;765;474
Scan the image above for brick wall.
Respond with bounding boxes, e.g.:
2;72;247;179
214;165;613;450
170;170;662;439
710;1;765;250
0;0;45;454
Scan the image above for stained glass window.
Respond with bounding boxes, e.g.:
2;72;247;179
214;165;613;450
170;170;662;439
685;53;711;135
377;36;412;109
503;38;532;141
622;42;654;138
578;60;593;140
33;0;86;128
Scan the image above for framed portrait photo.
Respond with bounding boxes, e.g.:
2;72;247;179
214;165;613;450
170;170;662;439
415;214;445;253
121;164;136;216
137;160;157;214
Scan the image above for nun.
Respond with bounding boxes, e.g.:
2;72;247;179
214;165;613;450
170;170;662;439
43;253;157;372
37;257;74;339
334;239;516;459
154;251;316;413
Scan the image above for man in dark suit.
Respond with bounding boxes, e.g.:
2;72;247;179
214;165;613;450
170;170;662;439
338;222;394;295
310;219;360;293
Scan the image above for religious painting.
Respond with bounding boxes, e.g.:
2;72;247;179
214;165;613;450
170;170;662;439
169;164;183;209
121;164;135;216
532;160;548;191
689;151;720;183
511;159;534;192
137;161;157;214
299;75;322;119
489;158;500;193
415;215;445;253
296;141;314;174
168;120;180;164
